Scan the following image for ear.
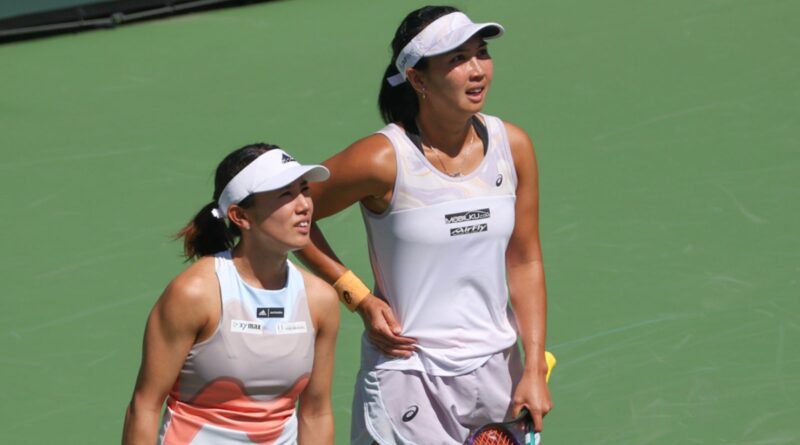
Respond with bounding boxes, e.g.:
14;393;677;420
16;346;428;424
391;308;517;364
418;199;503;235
406;68;427;95
228;205;251;231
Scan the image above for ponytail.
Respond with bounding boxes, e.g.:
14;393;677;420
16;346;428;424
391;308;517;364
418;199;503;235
378;63;420;128
176;202;234;260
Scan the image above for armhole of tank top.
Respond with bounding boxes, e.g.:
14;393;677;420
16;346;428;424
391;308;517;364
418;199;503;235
289;261;318;335
192;254;226;348
360;128;401;219
493;117;519;190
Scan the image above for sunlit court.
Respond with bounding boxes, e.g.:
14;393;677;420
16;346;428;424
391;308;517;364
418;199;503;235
1;1;797;443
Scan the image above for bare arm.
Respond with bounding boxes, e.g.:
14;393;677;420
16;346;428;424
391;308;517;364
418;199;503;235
504;122;553;432
297;133;395;282
295;135;416;357
122;261;217;445
297;271;340;445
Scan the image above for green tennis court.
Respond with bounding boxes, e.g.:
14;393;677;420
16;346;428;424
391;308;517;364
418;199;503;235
1;0;798;443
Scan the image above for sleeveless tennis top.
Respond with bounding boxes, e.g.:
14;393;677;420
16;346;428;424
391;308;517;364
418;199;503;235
158;251;315;445
361;113;519;376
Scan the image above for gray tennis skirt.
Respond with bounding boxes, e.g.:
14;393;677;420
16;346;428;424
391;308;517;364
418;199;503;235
350;345;524;445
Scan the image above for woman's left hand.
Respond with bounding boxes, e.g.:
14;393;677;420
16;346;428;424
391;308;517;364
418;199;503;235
511;368;552;433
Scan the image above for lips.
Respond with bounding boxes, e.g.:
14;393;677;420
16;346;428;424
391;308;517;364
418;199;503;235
295;220;310;234
466;86;485;102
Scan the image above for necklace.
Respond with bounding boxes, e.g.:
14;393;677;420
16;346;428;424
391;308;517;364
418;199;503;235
419;125;475;178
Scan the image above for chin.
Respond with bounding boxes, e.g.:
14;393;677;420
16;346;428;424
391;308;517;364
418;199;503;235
287;237;311;252
461;102;485;115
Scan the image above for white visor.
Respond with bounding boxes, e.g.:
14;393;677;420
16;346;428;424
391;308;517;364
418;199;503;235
387;11;504;87
214;149;329;219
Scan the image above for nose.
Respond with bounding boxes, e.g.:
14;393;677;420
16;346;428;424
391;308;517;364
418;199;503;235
468;57;485;78
295;193;311;213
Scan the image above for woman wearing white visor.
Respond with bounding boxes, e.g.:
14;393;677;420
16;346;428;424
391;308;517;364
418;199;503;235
123;144;339;445
296;5;552;445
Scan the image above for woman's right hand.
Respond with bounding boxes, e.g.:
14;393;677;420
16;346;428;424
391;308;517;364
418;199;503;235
356;294;416;358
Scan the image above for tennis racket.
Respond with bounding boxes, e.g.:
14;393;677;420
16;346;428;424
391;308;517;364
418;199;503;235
463;351;556;445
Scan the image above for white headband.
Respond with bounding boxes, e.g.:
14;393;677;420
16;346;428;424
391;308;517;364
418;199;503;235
386;11;504;87
213;149;329;220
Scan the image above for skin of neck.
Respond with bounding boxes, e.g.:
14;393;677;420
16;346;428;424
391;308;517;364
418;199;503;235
231;238;290;290
416;102;477;157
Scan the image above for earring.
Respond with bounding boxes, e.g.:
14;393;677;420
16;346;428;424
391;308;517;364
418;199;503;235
422;88;427;100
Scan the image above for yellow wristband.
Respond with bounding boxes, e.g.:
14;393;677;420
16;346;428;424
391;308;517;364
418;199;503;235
333;270;370;311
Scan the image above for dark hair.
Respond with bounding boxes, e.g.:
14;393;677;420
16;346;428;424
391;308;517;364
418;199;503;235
378;5;460;128
176;143;279;260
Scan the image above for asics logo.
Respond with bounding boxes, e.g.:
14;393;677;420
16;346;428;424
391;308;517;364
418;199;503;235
402;405;419;422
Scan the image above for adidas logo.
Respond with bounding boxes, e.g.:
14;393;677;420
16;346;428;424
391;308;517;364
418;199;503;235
281;153;296;164
257;307;285;318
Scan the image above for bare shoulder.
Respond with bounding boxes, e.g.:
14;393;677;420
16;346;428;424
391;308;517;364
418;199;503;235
296;265;340;333
325;132;396;185
503;121;535;153
312;132;397;217
503;121;537;170
297;265;339;311
158;256;219;322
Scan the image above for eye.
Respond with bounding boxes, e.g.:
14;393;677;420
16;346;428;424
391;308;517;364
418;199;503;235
450;54;466;64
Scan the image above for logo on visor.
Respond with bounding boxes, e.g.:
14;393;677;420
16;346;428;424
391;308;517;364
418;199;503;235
281;153;296;163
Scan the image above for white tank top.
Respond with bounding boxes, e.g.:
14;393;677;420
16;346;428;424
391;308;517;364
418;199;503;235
361;113;519;376
158;251;315;445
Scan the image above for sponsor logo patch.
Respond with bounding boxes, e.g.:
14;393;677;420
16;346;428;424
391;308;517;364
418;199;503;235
276;321;308;335
444;208;490;224
231;319;263;335
256;307;284;318
450;223;488;236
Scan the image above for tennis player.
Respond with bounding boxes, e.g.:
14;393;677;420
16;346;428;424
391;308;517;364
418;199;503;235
122;144;339;445
296;6;552;444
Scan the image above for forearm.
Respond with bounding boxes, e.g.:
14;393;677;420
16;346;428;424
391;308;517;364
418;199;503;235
121;402;161;445
507;260;548;374
295;222;348;284
297;407;334;445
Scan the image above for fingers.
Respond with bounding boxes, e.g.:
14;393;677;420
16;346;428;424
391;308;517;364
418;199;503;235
357;295;416;357
530;409;544;433
368;316;415;357
383;306;404;336
369;334;415;357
